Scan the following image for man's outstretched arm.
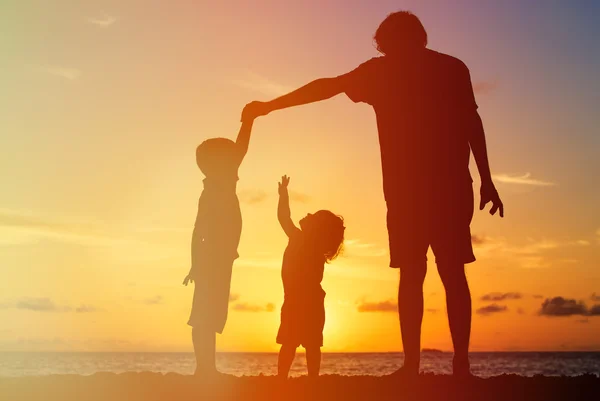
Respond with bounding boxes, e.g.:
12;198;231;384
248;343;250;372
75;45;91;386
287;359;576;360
241;75;348;121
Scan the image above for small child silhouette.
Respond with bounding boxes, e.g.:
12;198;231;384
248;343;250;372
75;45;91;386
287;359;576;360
183;118;255;377
275;175;345;378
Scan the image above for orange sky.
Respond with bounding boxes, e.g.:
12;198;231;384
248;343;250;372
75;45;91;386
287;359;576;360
1;0;599;352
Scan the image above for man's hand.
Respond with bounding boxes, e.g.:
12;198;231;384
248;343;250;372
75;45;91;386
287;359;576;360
182;273;194;286
278;175;290;196
241;101;270;122
480;182;504;217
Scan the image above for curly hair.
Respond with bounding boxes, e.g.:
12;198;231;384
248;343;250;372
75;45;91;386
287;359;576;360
311;210;345;263
374;11;427;55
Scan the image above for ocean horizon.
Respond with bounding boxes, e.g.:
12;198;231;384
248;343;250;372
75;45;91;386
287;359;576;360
2;351;599;378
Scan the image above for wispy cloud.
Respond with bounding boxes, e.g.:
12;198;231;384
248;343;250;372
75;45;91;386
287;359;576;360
238;190;268;205
476;303;508;316
472;236;579;269
229;293;240;302
357;299;397;313
473;81;497;95
75;305;99;313
480;292;522;302
143;295;163;306
1;298;99;313
289;190;310;204
0;208;178;261
344;239;387;258
232;71;293;97
86;14;117;27
29;65;81;80
493;173;555;187
232;302;275;312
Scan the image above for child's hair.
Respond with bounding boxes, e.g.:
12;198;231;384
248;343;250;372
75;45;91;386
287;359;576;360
310;210;345;263
196;138;238;177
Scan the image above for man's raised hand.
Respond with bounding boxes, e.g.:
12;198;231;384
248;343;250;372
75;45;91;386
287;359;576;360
241;101;270;122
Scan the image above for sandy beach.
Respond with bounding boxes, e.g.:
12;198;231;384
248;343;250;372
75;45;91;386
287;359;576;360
1;373;598;401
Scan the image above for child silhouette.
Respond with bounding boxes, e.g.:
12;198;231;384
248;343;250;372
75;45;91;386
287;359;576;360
275;175;345;378
183;118;254;377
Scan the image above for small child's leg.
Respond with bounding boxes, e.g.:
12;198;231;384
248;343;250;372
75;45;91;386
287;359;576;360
192;327;216;376
277;344;296;378
305;346;321;378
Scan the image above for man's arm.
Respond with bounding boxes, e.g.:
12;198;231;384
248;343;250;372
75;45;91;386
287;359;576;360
277;175;300;237
462;67;504;217
242;75;349;121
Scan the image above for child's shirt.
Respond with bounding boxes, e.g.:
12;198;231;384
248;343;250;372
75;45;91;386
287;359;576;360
194;174;242;261
281;231;326;300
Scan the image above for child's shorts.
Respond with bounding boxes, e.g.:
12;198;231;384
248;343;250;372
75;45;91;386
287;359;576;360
276;294;325;348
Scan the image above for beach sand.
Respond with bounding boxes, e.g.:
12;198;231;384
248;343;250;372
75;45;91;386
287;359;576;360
1;373;598;401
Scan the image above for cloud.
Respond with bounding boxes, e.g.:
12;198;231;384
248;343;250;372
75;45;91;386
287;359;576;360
233;71;293;97
538;297;600;317
344;239;387;258
471;234;486;245
0;208;178;261
473;236;569;269
75;305;99;313
289;190;310;204
493;173;555;187
480;292;522;302
476;303;508;316
232;302;275;312
533;294;544;299
86;14;117;27
473;81;497;95
29;65;81;80
143;295;163;306
517;308;525;315
357;300;397;313
426;308;439;314
238;190;268;205
1;298;97;313
229;293;240;302
15;298;65;312
576;319;590;324
588;304;600;316
591;293;600;302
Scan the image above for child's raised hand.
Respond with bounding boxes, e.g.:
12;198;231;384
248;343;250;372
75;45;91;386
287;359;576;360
278;175;290;195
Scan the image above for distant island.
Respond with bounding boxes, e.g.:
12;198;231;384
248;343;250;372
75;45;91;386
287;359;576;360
421;348;445;353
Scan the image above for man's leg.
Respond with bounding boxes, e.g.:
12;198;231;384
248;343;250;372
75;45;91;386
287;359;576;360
278;344;296;378
437;262;471;374
305;346;321;378
398;262;427;373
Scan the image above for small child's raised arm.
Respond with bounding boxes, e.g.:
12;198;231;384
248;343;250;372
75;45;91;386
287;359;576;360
277;175;300;237
234;119;254;166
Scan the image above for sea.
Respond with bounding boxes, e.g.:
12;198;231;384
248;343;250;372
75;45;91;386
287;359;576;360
1;352;599;378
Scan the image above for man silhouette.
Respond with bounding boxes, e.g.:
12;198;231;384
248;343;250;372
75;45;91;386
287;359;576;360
242;11;503;377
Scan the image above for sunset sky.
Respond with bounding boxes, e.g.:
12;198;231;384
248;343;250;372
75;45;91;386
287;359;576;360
1;0;599;353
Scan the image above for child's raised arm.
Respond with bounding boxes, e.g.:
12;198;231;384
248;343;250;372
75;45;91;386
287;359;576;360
234;119;254;166
277;175;300;237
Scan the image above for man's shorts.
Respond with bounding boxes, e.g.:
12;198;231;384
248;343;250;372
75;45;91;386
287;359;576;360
386;183;476;268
